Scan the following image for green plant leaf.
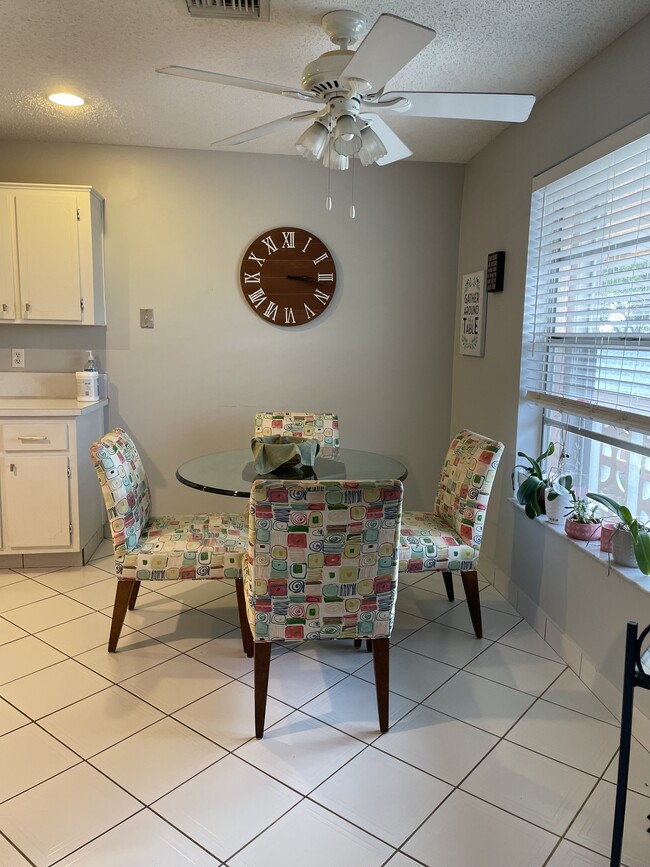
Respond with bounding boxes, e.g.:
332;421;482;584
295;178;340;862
517;475;543;503
633;529;650;575
524;497;542;519
586;492;629;526
527;458;544;479
547;480;572;500
539;441;555;461
517;476;544;518
619;506;635;526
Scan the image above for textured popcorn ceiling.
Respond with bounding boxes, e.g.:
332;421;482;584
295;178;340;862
0;0;647;163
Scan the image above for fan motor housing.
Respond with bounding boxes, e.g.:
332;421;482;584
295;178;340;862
301;50;356;95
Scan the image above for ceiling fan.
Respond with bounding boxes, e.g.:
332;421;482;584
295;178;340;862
157;10;535;170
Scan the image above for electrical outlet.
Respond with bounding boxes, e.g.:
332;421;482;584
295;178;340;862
12;349;24;368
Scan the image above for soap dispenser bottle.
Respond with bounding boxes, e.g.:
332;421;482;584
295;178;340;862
76;351;99;402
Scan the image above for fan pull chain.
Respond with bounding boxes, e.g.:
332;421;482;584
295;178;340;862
349;156;356;218
326;137;333;211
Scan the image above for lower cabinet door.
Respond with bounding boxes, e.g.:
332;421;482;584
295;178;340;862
2;455;71;548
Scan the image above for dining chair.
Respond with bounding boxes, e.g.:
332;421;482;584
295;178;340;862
398;429;504;639
243;478;403;738
254;411;340;457
90;428;249;652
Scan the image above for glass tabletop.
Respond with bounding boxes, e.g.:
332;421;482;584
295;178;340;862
176;448;408;498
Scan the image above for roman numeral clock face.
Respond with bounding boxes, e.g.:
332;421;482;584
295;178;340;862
240;227;336;327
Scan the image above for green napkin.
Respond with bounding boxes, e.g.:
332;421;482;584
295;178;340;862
251;436;320;474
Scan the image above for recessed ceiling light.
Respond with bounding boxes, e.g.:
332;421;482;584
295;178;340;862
48;93;85;107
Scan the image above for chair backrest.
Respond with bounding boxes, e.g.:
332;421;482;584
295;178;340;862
89;427;152;555
254;411;340;457
434;430;504;552
247;479;403;642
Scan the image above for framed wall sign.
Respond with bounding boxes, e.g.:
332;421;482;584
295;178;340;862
486;250;505;292
460;270;486;357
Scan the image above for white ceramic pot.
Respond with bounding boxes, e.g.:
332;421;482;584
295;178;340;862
544;490;571;524
611;527;637;568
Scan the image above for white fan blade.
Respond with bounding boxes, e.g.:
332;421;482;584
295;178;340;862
342;15;436;93
157;66;319;103
377;91;536;122
211;111;319;147
361;114;412;165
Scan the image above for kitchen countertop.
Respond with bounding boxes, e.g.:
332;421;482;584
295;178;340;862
0;397;108;417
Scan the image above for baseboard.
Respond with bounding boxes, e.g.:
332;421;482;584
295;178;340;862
484;564;650;751
82;527;105;564
22;552;84;567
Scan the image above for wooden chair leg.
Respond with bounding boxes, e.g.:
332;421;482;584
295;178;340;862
353;638;372;652
127;580;141;610
108;581;134;652
460;569;483;639
235;577;254;657
254;642;272;739
372;637;390;732
442;570;455;601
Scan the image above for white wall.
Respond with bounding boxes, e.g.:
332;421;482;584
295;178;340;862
0;142;464;515
451;14;650;719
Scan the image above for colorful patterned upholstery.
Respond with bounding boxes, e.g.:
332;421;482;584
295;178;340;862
90;428;247;581
254;411;340;458
117;514;248;581
398;430;504;573
243;479;403;642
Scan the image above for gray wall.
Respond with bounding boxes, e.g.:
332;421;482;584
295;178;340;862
0;142;464;515
451;14;650;710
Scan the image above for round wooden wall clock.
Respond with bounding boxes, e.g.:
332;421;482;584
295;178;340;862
240;227;336;327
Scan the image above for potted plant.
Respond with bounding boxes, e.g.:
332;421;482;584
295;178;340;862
512;441;572;521
564;492;601;541
586;492;650;574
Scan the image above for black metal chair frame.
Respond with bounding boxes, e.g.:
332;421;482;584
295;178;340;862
610;620;650;866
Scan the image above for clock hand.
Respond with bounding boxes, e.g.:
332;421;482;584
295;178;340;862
286;274;316;283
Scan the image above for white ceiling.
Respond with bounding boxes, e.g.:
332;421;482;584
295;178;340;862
0;0;648;164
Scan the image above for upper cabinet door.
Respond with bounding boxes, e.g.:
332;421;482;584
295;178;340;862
0;193;16;320
14;192;82;322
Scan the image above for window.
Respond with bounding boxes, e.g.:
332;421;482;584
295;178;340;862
523;118;650;513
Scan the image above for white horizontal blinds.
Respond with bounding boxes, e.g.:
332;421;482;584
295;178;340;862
526;131;650;430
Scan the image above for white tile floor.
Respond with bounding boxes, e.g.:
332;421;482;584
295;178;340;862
0;541;647;866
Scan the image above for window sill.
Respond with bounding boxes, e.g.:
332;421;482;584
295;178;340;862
509;497;650;595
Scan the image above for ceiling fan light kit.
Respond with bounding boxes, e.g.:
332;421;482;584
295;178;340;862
157;7;537;196
322;147;349;172
333;115;362;156
359;125;387;166
295;120;329;161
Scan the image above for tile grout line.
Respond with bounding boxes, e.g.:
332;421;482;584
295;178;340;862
0;566;641;865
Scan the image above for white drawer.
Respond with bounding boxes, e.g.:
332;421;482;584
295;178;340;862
2;422;69;451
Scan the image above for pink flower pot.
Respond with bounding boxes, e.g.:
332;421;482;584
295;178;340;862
564;519;601;542
600;521;617;553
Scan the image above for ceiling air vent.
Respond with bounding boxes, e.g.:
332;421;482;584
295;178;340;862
185;0;270;21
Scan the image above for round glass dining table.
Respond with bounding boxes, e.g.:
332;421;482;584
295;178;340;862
176;448;408;498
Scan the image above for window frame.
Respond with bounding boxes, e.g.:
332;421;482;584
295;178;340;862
522;113;650;516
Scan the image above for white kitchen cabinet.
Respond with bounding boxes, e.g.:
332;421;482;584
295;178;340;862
0;183;106;325
2;454;71;548
0;400;107;566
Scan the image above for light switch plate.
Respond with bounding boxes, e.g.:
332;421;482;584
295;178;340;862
140;309;154;328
